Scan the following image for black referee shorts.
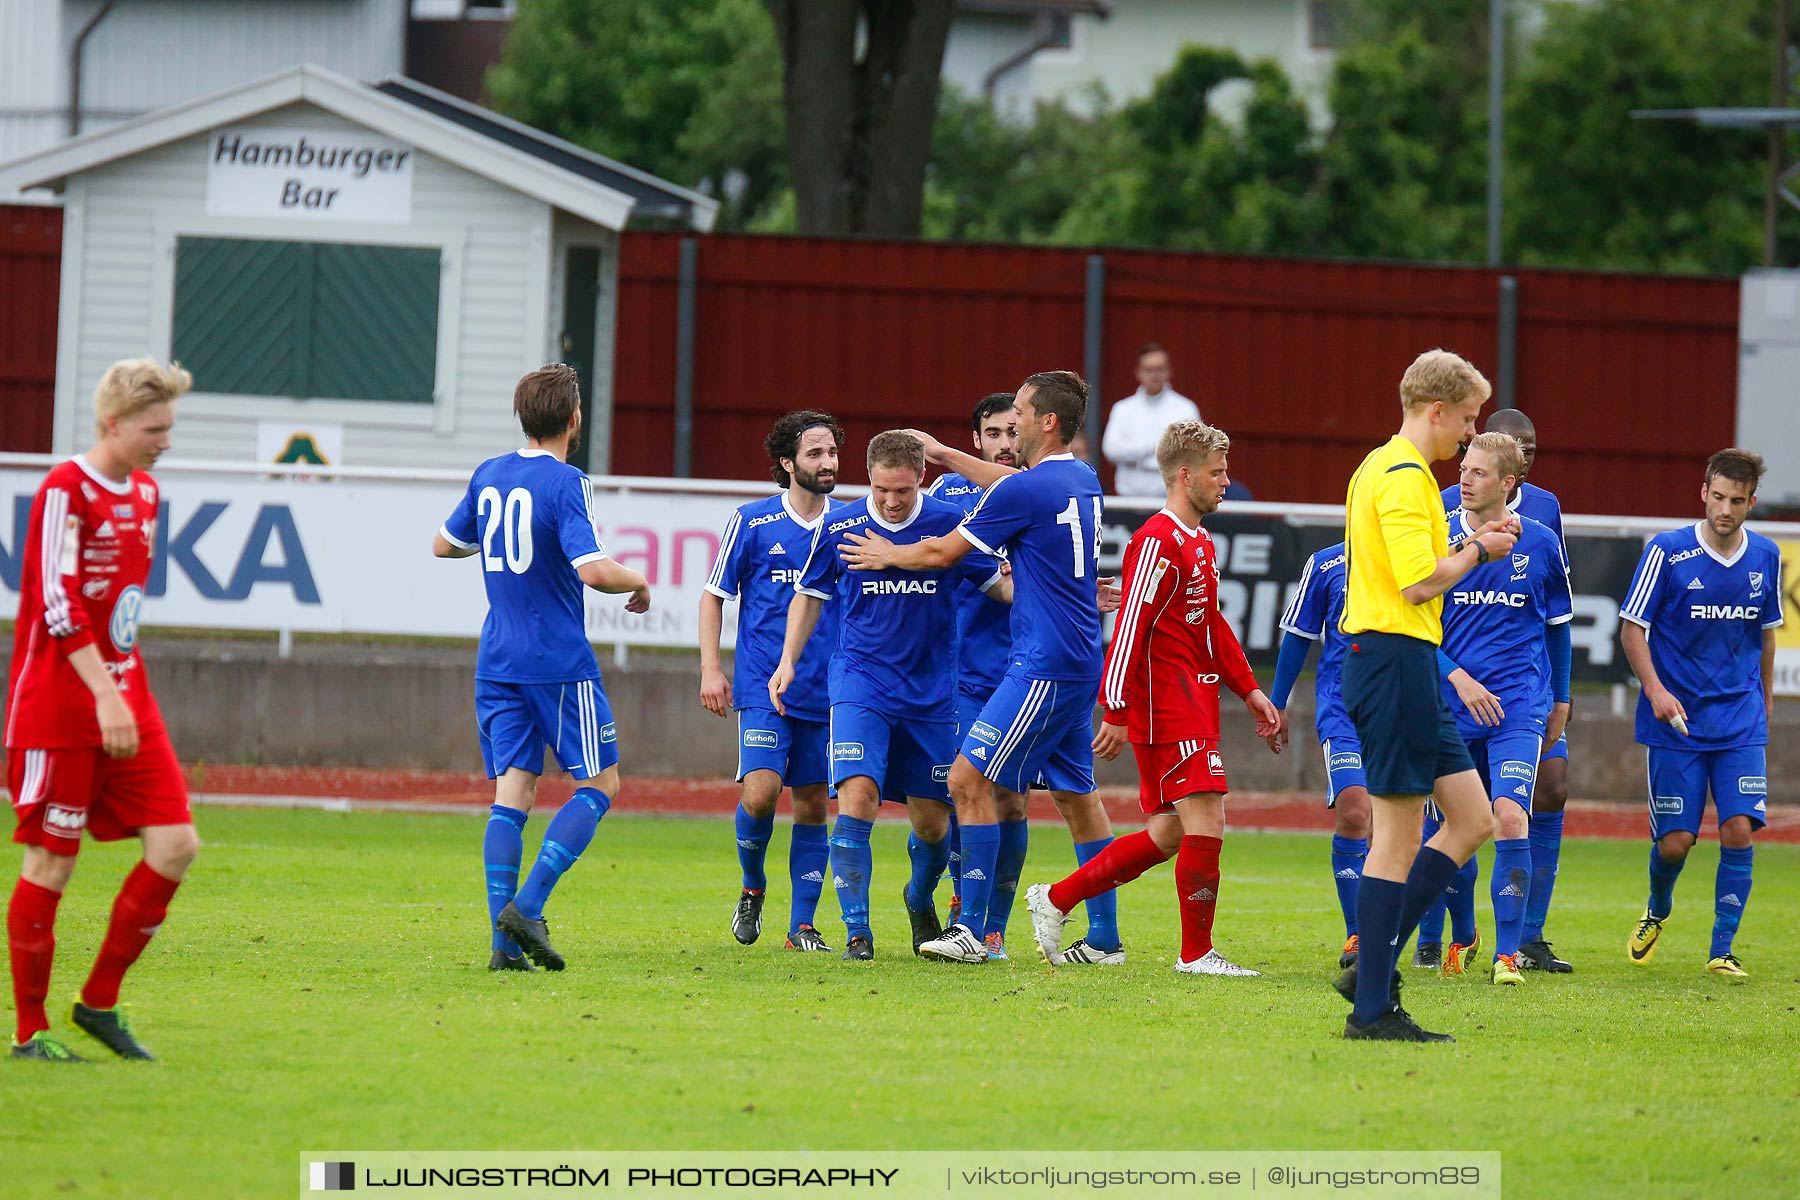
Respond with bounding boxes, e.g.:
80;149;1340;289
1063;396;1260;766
1339;630;1474;797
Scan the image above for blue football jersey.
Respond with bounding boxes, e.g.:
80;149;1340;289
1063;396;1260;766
1621;522;1783;750
799;494;1002;720
1442;480;1565;545
1439;511;1574;738
928;471;1012;695
704;492;846;724
958;455;1104;683
441;449;605;684
1278;541;1352;739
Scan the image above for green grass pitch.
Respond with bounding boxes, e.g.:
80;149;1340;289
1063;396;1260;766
4;806;1797;1199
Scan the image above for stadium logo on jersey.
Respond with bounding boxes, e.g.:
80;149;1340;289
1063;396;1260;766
1652;795;1683;814
81;577;111;600
827;515;867;535
833;742;864;761
1686;578;1705;591
109;585;144;653
860;579;938;596
747;511;786;530
1499;760;1534;782
1690;605;1757;620
1328;752;1362;770
1668;545;1704;564
1740;775;1766;795
743;729;779;749
599;723;617;744
1510;553;1530;580
43;804;87;835
767;542;787;555
932;765;951;784
967;722;1002;746
1451;590;1526;608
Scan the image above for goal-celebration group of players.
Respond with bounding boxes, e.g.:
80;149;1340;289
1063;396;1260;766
2;349;1778;1058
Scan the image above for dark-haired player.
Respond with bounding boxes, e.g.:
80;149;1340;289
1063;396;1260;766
435;365;652;972
1622;448;1779;979
841;372;1123;966
700;411;847;952
925;393;1024;958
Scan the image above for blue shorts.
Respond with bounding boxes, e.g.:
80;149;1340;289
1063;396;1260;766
1646;745;1768;839
960;672;1097;796
1320;732;1367;807
475;678;617;781
1466;728;1544;813
956;685;996;742
735;707;830;788
830;702;954;804
1341;632;1475;797
1541;734;1568;764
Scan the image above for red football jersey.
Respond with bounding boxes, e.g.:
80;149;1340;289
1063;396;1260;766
1101;509;1258;744
5;457;163;750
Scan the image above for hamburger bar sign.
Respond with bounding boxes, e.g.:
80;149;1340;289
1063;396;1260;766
206;126;415;223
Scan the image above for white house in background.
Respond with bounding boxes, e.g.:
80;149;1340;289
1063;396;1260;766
944;0;1341;122
0;65;715;473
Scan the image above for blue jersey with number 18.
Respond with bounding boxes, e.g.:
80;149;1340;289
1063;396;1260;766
440;448;606;684
958;454;1104;683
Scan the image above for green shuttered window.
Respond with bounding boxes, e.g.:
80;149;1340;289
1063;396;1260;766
172;236;441;403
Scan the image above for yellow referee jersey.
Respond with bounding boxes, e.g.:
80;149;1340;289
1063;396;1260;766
1341;435;1448;643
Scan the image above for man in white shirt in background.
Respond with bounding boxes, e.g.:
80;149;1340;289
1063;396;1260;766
1102;343;1200;497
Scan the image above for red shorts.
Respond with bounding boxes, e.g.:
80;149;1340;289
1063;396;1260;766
8;726;192;854
1132;738;1228;814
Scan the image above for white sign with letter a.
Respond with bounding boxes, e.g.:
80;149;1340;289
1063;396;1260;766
206;126;415;223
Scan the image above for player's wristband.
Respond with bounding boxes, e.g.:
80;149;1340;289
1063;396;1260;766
1472;541;1490;566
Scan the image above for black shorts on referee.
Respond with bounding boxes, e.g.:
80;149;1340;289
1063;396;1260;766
1340;630;1474;796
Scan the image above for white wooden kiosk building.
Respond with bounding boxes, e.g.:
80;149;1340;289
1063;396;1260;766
0;64;716;473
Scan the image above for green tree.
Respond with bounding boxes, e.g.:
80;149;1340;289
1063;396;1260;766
1505;0;1781;273
485;0;787;229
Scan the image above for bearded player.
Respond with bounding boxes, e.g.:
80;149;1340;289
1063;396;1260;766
6;359;199;1062
1026;421;1279;975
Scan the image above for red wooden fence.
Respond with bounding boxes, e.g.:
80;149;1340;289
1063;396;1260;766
0;204;60;453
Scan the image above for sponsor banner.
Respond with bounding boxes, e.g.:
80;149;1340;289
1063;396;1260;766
4;464;1797;694
0;468;747;650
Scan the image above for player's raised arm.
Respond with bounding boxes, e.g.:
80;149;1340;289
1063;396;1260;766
902;427;1018;489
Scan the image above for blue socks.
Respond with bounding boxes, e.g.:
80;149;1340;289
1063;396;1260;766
1711;845;1753;959
789;823;829;935
985;818;1030;938
1352;875;1407;1024
947;813;963;904
1074;836;1122;952
1330;835;1367;938
1491;837;1531;959
957;824;1002;940
1523;810;1564;944
904;831;951;915
829;816;874;942
484;805;527;954
1446;855;1479;947
514;788;611;920
734;804;775;892
1647;842;1684;920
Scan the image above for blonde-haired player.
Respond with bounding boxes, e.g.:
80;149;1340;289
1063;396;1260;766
7;359;198;1061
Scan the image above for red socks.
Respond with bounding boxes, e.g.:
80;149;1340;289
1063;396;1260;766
81;861;181;1011
8;878;61;1044
1177;835;1223;962
1048;830;1171;913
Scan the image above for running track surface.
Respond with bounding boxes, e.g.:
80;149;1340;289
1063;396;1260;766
181;765;1798;844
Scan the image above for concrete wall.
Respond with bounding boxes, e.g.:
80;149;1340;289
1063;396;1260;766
4;637;1784;802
